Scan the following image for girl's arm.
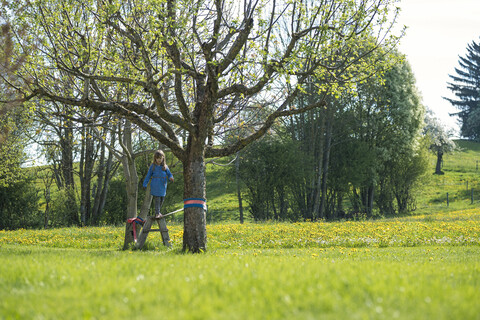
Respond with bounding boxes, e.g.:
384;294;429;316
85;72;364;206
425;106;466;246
142;165;154;188
167;168;174;182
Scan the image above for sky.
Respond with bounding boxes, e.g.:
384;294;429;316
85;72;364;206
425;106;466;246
396;0;480;136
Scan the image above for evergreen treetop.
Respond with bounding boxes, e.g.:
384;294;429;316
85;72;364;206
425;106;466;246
446;38;480;140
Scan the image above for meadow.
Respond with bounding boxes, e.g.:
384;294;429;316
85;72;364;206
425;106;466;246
1;208;480;319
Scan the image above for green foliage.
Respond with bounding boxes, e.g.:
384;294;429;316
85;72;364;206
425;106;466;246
380;138;429;214
0;110;29;187
47;187;79;227
100;178;128;225
356;54;426;216
284;50;426;219
238;136;308;221
6;0;403;163
0;176;42;230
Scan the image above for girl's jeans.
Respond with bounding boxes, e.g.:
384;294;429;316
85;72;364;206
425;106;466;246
154;196;165;216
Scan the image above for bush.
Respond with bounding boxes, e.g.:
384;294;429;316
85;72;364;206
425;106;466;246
47;187;79;227
238;137;306;222
0;176;42;230
101;179;127;225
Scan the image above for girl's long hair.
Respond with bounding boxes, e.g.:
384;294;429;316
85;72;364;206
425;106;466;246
152;150;167;171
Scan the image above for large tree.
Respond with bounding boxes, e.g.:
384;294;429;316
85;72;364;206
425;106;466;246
7;0;400;252
446;37;480;140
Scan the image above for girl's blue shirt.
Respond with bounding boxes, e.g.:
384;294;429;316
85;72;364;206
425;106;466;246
143;164;173;197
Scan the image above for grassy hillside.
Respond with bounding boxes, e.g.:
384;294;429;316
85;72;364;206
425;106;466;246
414;140;480;216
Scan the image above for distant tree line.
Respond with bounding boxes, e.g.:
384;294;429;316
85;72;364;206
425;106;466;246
236;52;431;221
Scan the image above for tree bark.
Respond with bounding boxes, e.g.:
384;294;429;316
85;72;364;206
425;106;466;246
44;187;50;229
60;110;79;226
182;149;207;253
91;136;116;225
139;184;153;220
91;142;106;224
79;126;96;225
122;120;139;250
319;110;333;219
435;150;444;175
312;109;326;220
235;152;244;224
60;116;75;189
122;157;139;249
92;135;117;225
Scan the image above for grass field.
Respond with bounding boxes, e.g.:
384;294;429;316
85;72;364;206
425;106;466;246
1;209;480;319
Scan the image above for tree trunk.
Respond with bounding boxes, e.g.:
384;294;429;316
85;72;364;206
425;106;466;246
319;108;333;219
182;149;207;253
122;156;139;250
367;185;374;217
60;117;75;189
60;113;78;226
91;136;116;225
139;184;153;220
312;108;326;220
122;120;139;250
235;152;244;224
91;141;106;224
80;126;96;225
44;187;50;229
435;150;444;175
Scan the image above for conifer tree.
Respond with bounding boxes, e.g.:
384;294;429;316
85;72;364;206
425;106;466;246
446;38;480;140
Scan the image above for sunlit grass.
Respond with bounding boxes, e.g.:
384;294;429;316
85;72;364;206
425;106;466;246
1;209;479;319
1;209;479;250
1;245;479;319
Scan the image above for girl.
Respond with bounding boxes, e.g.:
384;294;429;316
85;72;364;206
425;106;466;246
143;150;174;218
